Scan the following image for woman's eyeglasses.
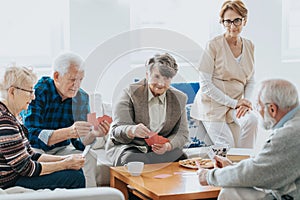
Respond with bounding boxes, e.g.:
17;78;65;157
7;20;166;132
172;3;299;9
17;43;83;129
12;86;35;95
222;18;243;27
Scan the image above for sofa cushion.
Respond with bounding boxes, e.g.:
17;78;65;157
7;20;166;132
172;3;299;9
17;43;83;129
95;149;112;186
171;82;200;104
0;187;124;200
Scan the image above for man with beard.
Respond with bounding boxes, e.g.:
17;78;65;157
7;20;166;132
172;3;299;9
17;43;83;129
198;79;300;200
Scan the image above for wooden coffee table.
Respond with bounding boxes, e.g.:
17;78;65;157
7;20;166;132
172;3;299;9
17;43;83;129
110;162;220;200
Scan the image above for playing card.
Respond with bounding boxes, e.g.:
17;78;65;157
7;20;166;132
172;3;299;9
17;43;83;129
145;132;169;146
153;174;172;179
82;145;91;157
87;112;98;130
97;115;113;124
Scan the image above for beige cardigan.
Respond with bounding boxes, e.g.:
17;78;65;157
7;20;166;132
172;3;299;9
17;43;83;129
191;34;254;123
105;79;189;166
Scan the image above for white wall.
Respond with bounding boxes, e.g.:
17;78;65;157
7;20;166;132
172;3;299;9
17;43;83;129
245;0;300;88
69;0;300;103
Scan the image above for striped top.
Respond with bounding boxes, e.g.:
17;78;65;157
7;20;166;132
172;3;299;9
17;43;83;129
0;101;41;189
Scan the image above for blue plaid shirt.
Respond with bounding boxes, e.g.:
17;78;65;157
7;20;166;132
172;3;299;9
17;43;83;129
23;77;90;151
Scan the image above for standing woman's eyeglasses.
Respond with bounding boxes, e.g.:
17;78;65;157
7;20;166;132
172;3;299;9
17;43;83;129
222;18;244;27
12;86;35;95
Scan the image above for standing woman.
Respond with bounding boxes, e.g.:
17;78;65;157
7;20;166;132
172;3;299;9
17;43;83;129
0;66;85;190
191;0;257;148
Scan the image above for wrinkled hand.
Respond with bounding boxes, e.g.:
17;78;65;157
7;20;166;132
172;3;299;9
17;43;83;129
236;105;250;118
197;168;209;185
93;121;110;137
152;142;171;155
236;99;252;110
214;155;233;168
70;121;92;138
128;123;150;139
63;154;85;170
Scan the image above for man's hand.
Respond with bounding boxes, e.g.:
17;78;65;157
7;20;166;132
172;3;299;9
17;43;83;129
197;168;209;185
152;142;171;155
214;155;233;168
93;120;110;137
127;123;150;139
70;121;92;138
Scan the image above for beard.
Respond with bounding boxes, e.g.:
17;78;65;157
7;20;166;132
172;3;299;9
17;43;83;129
258;108;277;130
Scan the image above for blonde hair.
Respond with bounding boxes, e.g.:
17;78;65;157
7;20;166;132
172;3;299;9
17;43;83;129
0;66;37;99
219;0;248;23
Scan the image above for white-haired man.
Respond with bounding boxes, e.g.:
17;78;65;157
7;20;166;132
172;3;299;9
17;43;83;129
198;79;300;200
24;52;110;187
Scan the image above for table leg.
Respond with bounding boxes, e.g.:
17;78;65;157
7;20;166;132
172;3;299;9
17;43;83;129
110;175;128;200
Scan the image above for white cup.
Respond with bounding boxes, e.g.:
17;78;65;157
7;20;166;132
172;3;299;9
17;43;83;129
124;162;144;176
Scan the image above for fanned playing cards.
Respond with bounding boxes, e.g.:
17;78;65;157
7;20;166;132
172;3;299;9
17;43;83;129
145;132;169;146
87;112;112;131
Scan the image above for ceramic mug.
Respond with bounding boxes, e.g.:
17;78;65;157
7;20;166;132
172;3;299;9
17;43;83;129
124;161;144;176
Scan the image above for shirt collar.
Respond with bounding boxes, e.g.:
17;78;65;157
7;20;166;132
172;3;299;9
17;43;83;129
148;86;166;103
273;105;300;129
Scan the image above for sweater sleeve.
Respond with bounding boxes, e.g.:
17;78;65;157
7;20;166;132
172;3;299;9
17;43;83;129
207;127;300;190
0;118;42;177
199;71;237;108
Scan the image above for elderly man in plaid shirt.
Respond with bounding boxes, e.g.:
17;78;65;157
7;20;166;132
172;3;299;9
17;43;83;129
24;52;110;187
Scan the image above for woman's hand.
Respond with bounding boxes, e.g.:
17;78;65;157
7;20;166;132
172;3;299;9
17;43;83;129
63;154;85;170
236;105;250;118
152;142;171;155
127;123;151;139
235;99;252;118
236;99;252;109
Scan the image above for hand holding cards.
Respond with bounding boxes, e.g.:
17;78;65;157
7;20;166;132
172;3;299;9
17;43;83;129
97;115;112;124
87;112;111;138
87;112;112;131
145;132;169;146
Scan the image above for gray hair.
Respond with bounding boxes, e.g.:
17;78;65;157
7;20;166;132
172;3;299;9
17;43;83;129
0;66;37;99
259;79;299;110
146;53;178;78
53;52;85;76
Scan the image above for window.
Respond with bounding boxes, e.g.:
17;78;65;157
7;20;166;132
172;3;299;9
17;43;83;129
282;0;300;62
0;0;69;69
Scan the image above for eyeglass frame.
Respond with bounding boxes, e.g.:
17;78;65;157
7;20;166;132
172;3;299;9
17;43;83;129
12;86;35;95
222;18;244;27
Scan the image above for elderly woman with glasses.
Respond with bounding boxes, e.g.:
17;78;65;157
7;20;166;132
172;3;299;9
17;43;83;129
0;66;85;190
191;0;257;148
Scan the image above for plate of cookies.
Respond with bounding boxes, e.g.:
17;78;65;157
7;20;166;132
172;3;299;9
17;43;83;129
179;157;214;169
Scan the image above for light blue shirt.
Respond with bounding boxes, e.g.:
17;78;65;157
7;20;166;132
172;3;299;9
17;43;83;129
273;105;300;129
